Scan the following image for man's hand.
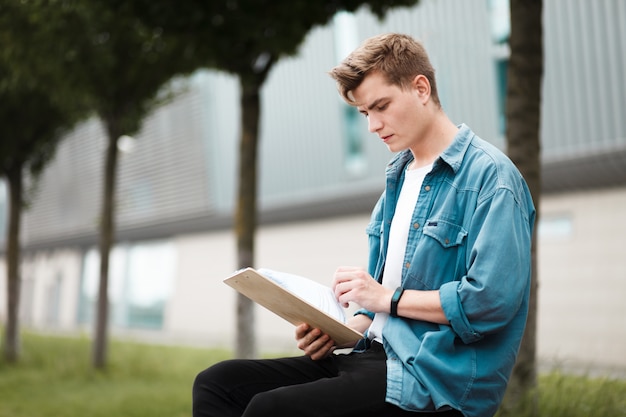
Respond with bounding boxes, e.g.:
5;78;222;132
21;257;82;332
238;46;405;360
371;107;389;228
333;266;392;313
295;323;335;360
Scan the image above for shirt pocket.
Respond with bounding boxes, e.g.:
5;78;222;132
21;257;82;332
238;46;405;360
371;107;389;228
422;218;467;248
408;218;468;289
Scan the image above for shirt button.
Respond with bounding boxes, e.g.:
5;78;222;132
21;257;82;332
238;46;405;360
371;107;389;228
413;222;420;229
424;185;431;191
405;262;410;269
445;238;450;244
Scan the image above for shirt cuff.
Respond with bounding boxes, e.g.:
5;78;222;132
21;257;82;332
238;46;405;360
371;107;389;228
439;281;483;344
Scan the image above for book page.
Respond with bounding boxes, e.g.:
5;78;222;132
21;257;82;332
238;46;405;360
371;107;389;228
257;268;346;323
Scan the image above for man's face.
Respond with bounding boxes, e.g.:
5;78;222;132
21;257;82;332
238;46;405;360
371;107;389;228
352;71;428;153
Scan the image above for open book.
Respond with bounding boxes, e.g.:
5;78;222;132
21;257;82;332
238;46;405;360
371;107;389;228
223;268;363;347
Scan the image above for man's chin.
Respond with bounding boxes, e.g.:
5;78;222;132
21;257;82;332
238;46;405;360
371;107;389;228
386;143;406;153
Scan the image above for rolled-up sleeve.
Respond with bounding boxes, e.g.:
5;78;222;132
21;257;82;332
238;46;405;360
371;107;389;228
440;186;534;344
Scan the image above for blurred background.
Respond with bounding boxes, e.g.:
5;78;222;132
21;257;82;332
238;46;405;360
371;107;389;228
1;0;625;378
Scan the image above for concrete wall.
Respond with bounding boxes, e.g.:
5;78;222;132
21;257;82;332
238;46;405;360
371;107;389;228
537;188;626;375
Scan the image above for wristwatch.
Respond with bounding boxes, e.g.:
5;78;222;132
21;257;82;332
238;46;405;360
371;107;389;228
390;287;405;317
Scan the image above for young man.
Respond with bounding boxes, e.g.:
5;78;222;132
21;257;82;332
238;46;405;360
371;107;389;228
193;33;535;417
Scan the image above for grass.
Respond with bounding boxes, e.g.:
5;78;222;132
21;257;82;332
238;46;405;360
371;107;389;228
1;332;625;417
537;372;626;416
0;332;232;417
497;371;626;417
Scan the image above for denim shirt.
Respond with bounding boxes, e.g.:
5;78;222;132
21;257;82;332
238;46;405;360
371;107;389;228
357;124;535;417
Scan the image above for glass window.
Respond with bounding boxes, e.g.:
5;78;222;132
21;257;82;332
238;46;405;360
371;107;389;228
126;243;176;328
78;245;129;326
78;241;176;330
489;0;510;45
343;105;367;176
538;215;574;240
495;58;508;135
489;0;511;137
45;273;63;326
334;12;367;177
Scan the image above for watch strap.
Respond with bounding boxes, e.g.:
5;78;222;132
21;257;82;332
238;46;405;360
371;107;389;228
390;287;405;317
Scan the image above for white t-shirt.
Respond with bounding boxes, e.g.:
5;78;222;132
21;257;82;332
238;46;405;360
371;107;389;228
368;163;432;342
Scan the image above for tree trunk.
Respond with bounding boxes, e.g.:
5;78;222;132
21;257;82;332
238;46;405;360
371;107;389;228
92;124;120;369
3;167;23;363
234;76;262;359
501;0;543;414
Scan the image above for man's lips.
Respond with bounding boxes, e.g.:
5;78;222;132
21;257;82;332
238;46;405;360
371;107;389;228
381;134;393;142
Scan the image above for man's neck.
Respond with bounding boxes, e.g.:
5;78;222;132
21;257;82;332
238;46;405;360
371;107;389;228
409;113;458;169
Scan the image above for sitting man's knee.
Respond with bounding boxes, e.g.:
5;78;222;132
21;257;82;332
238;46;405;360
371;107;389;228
194;359;240;391
244;390;284;417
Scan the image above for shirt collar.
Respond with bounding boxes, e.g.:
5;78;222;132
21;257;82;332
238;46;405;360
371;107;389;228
438;123;474;174
386;123;475;176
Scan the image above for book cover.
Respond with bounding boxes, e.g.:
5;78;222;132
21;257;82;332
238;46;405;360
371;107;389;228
224;267;363;347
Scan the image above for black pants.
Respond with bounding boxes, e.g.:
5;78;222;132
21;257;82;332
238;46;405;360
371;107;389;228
192;342;462;417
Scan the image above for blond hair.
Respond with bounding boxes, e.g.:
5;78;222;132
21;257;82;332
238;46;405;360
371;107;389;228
329;33;440;107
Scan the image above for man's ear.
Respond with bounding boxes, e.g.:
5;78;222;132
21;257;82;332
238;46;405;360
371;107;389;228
412;74;431;103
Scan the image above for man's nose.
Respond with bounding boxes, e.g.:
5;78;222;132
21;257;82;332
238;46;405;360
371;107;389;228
368;115;382;133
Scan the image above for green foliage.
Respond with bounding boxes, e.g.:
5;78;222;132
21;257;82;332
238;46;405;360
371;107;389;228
0;74;74;180
2;0;201;143
121;0;420;82
0;0;90;184
73;2;199;136
25;1;201;138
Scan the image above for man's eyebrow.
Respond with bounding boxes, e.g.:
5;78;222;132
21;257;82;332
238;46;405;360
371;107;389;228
358;97;388;112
